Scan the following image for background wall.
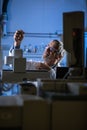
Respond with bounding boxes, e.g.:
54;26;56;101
6;0;86;33
0;0;87;64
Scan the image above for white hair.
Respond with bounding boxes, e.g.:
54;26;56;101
58;41;65;57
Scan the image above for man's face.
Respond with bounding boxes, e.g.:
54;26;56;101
43;43;61;66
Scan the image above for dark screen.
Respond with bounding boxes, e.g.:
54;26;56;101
56;67;69;79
